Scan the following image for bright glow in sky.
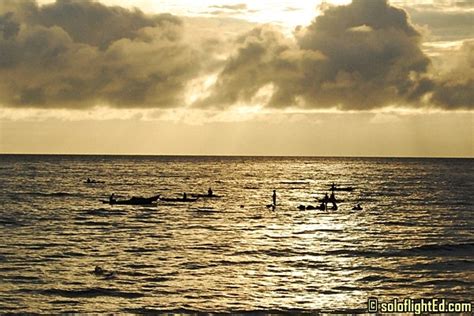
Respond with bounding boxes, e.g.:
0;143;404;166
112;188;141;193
3;0;473;156
38;0;352;29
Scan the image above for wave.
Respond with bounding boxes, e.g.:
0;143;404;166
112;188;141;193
3;275;44;284
10;191;84;198
81;208;124;214
108;182;143;186
414;279;473;287
403;259;474;271
0;217;24;227
325;242;474;258
379;220;420;227
357;275;391;282
243;186;259;190
215;259;261;266
143;276;170;283
325;249;384;257
293;228;344;235
288;260;330;270
406;242;474;255
75;221;116;227
49;299;80;305
22;287;144;298
62;251;87;257
181;262;216;270
124;247;156;253
280;181;309;185
124;263;156;269
121;307;365;314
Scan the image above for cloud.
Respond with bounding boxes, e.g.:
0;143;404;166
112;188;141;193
454;0;474;8
284;7;301;12
205;3;256;17
209;4;248;11
0;0;472;112
405;7;474;41
199;0;433;110
194;25;323;108
205;10;242;16
0;0;204;109
431;40;474;109
0;12;20;40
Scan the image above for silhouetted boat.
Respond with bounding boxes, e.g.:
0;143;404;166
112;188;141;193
160;197;198;202
191;193;221;198
85;180;105;184
101;195;159;206
329;184;354;192
101;200;157;206
318;198;344;203
298;204;326;211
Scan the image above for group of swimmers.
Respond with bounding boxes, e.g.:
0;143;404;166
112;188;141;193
321;191;339;210
270;189;338;210
272;188;362;211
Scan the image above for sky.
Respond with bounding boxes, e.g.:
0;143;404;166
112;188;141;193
0;0;473;156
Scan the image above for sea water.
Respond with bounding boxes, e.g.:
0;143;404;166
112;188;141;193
0;155;472;313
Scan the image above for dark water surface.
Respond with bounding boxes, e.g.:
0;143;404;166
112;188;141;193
0;155;472;313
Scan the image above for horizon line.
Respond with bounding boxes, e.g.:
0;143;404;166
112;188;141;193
0;152;472;159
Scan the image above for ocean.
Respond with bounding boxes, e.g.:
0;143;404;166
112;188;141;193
0;155;472;313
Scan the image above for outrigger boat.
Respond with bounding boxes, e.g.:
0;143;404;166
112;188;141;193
160;196;198;202
329;184;354;192
191;193;221;199
101;195;159;206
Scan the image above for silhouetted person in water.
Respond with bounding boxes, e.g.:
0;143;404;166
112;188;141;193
94;266;104;275
109;193;116;203
322;193;330;210
272;190;277;206
208;188;213;196
87;178;91;183
183;192;187;200
93;265;115;278
329;191;337;210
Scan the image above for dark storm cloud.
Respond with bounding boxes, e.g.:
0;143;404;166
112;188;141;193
431;40;474;109
199;0;433;110
0;12;20;40
0;0;202;109
0;0;472;111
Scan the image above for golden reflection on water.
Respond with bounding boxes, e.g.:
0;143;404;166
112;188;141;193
0;156;472;313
